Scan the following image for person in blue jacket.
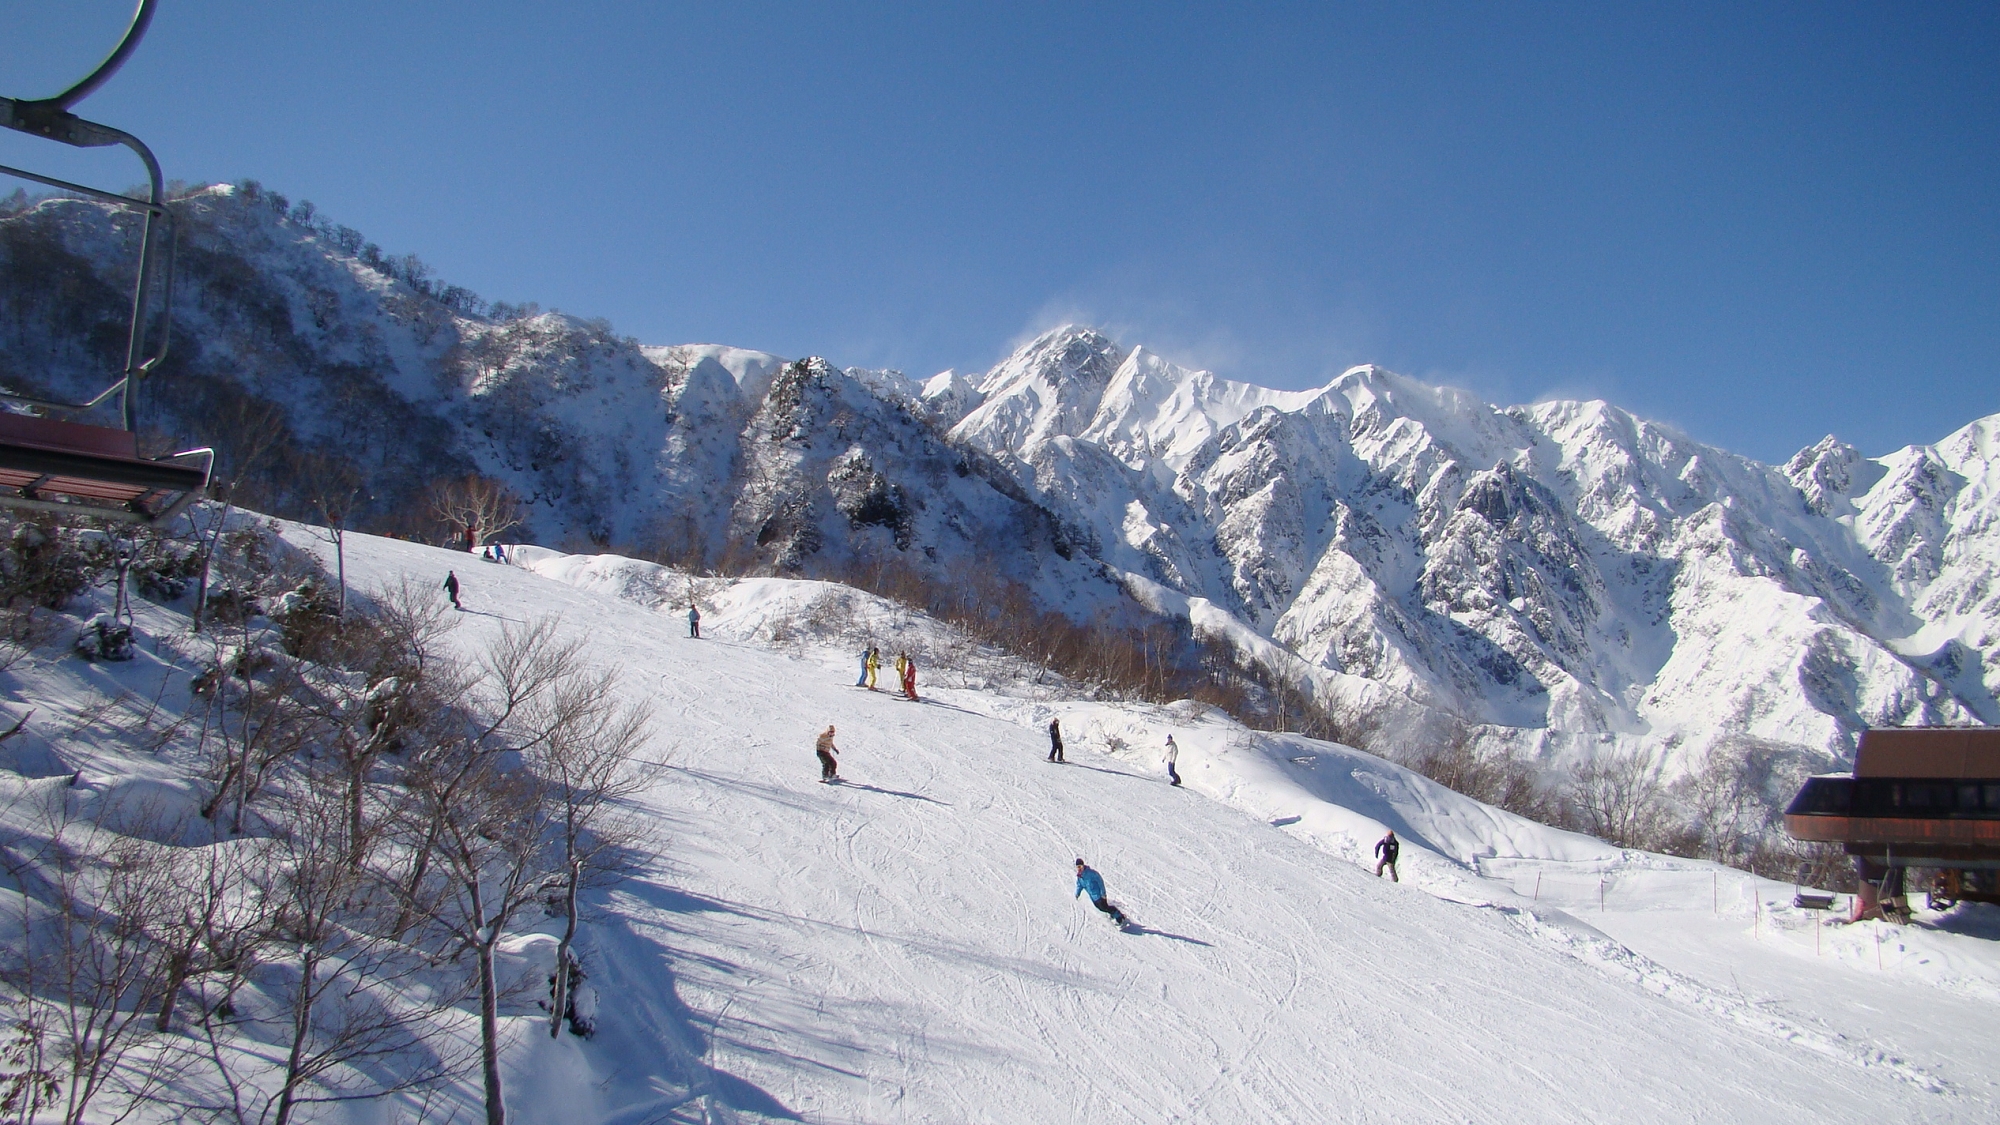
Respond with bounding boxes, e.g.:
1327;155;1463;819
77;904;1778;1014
1074;859;1128;927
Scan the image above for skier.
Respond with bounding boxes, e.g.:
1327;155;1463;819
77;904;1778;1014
865;646;882;691
687;604;701;639
1074;859;1128;927
494;542;508;564
1374;830;1400;882
1047;718;1065;763
900;652;919;701
443;570;462;611
815;725;840;783
856;647;870;687
1164;733;1182;786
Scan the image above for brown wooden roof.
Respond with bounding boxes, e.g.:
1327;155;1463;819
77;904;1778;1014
1855;728;2000;779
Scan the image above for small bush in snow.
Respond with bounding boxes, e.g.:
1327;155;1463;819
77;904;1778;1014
0;516;106;610
73;614;134;662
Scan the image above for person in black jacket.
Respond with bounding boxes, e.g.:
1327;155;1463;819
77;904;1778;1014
443;570;462;610
1047;718;1065;763
1374;830;1400;881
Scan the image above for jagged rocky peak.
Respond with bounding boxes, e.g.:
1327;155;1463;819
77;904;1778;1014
996;324;1127;391
919;368;984;425
1458;461;1540;526
951;325;1129;457
1785;434;1884;517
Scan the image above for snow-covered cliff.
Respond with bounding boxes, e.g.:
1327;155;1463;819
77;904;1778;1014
944;326;1998;773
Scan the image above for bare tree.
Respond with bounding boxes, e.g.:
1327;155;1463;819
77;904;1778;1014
0;794;183;1125
1673;744;1765;864
290;578;460;867
390;617;598;1125
427;475;522;550
304;457;369;619
1562;749;1675;850
194;636;324;835
145;837;250;1034
529;671;657;1038
186;783;472;1125
408;748;553;1125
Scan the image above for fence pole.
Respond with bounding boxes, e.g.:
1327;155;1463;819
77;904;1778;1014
1875;926;1883;971
1599;876;1605;913
1533;873;1541;902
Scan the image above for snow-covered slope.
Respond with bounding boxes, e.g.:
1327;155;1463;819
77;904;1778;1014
5;525;1994;1122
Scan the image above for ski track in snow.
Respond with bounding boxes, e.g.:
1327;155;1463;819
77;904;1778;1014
6;523;1992;1124
290;529;2000;1122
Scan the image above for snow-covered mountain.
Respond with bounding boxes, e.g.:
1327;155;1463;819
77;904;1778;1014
4;185;1996;784
937;327;2000;776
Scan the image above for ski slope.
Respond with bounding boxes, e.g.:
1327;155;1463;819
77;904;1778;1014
267;530;1993;1124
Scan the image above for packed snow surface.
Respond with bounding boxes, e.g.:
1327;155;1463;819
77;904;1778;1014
380;536;2000;1119
6;525;1997;1123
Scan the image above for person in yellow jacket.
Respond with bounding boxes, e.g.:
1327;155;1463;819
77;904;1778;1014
865;647;882;690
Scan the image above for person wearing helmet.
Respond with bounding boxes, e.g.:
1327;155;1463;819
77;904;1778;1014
1073;859;1128;927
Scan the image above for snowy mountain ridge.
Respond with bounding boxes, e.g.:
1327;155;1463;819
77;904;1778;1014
2;186;1996;787
937;326;1999;777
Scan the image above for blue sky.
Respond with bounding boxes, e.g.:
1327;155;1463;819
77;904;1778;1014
5;1;1995;462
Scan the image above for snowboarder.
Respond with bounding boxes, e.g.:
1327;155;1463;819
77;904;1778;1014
1374;830;1400;882
443;570;462;610
1047;718;1065;763
815;725;840;782
481;545;495;561
865;647;882;691
494;542;508;563
1164;733;1182;786
1074;859;1128;927
900;652;919;701
687;604;701;639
